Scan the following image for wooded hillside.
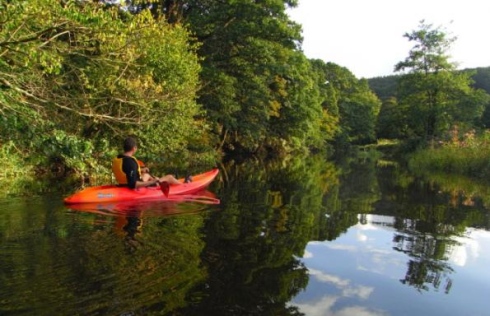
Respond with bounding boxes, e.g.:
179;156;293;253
368;67;490;99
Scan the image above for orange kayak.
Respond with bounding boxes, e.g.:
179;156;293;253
66;190;220;215
64;168;219;204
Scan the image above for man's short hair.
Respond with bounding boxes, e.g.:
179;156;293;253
123;137;137;152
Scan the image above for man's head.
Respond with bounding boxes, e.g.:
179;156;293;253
123;137;138;153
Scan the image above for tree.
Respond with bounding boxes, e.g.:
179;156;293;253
0;0;206;174
309;59;341;143
376;97;407;139
180;0;330;155
471;67;490;128
316;62;381;145
395;21;488;142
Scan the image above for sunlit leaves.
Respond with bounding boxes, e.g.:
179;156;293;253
183;0;323;154
395;21;489;142
311;61;381;145
0;0;206;175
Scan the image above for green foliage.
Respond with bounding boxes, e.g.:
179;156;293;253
183;0;327;155
368;75;400;101
471;67;490;93
40;130;114;176
267;53;330;152
410;146;490;178
471;67;490;128
376;97;407;139
309;59;340;142
368;66;490;102
408;130;490;180
395;20;456;74
394;21;489;142
314;62;381;146
0;141;32;179
0;0;207;176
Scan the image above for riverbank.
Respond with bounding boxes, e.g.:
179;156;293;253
408;132;490;182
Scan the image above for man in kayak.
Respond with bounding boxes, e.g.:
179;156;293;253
112;137;182;189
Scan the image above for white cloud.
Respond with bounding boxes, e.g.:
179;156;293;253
291;295;338;316
292;266;384;316
308;268;374;300
325;244;358;252
357;231;368;242
309;269;350;287
449;244;468;267
334;306;388;316
342;285;374;300
356;223;379;231
448;228;490;266
292;296;386;316
303;249;313;259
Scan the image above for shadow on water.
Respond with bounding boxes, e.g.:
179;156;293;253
1;152;490;315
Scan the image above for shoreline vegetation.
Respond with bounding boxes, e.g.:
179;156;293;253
2;2;490;199
408;130;490;182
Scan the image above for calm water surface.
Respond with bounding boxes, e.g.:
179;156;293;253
1;155;489;315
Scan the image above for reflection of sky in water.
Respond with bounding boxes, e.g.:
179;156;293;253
289;215;490;316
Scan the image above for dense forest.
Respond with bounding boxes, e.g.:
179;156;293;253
1;1;489;181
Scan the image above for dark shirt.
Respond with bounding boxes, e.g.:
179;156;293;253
118;154;141;189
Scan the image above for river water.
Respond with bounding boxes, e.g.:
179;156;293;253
1;154;489;315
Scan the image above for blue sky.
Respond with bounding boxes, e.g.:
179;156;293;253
287;0;490;78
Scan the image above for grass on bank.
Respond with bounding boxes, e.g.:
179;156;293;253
408;130;490;181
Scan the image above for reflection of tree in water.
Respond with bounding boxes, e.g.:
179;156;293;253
175;156;336;315
319;152;381;241
359;212;457;294
373;160;490;294
0;202;212;315
320;153;490;298
381;204;461;294
392;229;455;293
401;258;453;294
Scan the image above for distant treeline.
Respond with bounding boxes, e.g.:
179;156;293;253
368;66;490;100
369;66;490;140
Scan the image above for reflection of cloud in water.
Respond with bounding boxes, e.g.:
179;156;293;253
356;222;379;231
358;215;397;233
324;244;357;252
308;268;374;300
294;217;490;315
357;231;368;242
303;249;313;258
292;295;387;316
365;246;402;273
342;285;374;300
449;228;490;267
320;233;405;276
449;242;468;266
309;269;349;287
334;306;388;316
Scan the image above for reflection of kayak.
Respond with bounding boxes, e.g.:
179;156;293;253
66;190;220;215
64;168;219;204
67;191;219;241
